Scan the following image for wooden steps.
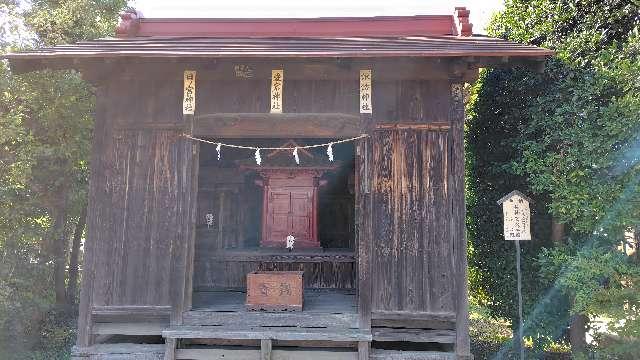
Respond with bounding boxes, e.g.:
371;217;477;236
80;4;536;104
163;325;370;360
175;347;358;360
370;349;456;360
184;310;358;328
163;325;372;342
71;344;164;360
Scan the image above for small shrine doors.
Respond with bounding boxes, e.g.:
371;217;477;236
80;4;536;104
267;187;314;245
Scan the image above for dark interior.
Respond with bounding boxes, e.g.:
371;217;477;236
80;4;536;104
192;139;357;311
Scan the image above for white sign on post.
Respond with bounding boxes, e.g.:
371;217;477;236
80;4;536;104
183;70;196;115
270;69;284;113
497;190;533;360
497;190;532;241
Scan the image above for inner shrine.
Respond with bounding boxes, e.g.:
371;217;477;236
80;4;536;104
244;140;340;249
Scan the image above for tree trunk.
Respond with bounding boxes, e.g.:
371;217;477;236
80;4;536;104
569;314;588;354
552;217;589;354
551;218;565;243
67;204;87;306
633;226;640;264
512;326;522;357
52;198;69;306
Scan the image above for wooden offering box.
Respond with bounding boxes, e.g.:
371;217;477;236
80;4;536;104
246;271;304;311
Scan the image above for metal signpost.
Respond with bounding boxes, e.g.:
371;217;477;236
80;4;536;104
498;190;533;360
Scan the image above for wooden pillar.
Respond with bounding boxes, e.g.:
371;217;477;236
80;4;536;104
76;83;110;348
260;339;272;360
358;341;370;360
357;136;373;330
164;338;176;360
170;113;200;325
449;80;472;359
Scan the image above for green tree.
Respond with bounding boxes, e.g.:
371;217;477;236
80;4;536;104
0;0;125;357
468;0;640;357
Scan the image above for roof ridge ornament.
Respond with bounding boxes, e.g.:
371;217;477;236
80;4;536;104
116;8;143;38
454;7;473;37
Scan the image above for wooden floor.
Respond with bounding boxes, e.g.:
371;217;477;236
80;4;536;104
192;288;357;314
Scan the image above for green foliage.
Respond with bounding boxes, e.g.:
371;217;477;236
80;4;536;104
514;36;640;232
26;0;125;46
469;304;513;359
0;0;125;357
489;0;640;61
466;65;571;354
468;0;640;356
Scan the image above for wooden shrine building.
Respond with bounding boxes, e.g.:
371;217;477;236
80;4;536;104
4;7;552;360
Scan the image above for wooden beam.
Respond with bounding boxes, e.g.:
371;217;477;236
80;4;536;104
261;339;272;360
114;122;185;131
371;311;456;322
370;349;456;360
91;306;172;323
164;339;177;360
111;58;453;81
177;348;358;360
375;123;450;131
356;136;373;330
163;326;372;341
169;134;199;326
201;249;356;263
92;305;172;317
91;322;167;335
358;341;370;360
177;348;258;360
449;81;471;358
474;56;549;72
371;328;456;343
372;318;454;330
183;310;358;328
192;113;364;138
73;344;164;358
76;84;110;348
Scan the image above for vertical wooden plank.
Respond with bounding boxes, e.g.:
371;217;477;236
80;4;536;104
392;130;405;311
372;130;395;311
77;81;110;347
421;130;433;312
123;130;152;305
184;141;200;313
111;130;135;305
400;130;422;311
356;137;372;329
164;338;176;360
149;131;180;306
450;81;471;358
169;129;198;324
436;132;454;313
261;339;272;360
358;341;370;360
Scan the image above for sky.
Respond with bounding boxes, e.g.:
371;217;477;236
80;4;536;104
129;0;504;34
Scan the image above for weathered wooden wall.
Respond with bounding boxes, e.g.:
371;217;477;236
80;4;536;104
78;75;198;345
77;60;466;350
370;129;453;314
195;78;450;123
108;63;451;126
